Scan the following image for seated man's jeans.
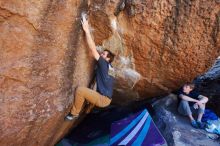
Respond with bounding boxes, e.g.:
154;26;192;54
178;100;205;116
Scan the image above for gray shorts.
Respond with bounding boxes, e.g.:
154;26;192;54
178;100;205;116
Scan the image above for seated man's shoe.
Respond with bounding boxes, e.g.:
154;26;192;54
65;113;79;121
197;121;205;129
191;120;199;129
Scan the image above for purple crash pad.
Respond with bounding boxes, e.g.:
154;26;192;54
110;109;166;146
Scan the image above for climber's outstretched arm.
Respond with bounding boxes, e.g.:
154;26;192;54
81;17;100;60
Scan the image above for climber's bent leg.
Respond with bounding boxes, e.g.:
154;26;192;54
70;86;111;116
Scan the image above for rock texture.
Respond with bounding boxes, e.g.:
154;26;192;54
96;0;220;100
0;0;219;146
153;94;220;146
0;0;94;146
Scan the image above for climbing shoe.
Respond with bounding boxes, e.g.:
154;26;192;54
64;113;79;121
191;120;199;129
197;121;205;129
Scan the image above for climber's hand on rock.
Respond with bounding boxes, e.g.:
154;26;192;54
81;15;89;33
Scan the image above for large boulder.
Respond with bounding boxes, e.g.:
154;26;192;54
153;94;220;146
0;0;219;145
0;0;94;146
89;0;220;100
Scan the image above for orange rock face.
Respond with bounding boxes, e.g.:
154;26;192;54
0;0;219;145
95;0;220;100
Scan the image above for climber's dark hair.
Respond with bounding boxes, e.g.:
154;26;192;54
184;82;195;89
104;49;115;63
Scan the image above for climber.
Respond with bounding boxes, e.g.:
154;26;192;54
65;15;115;121
177;82;209;129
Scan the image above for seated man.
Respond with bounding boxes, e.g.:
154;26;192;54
65;15;115;121
177;82;208;128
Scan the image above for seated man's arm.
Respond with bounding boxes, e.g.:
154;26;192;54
179;94;199;103
81;17;100;61
198;95;208;104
